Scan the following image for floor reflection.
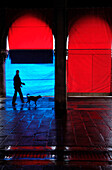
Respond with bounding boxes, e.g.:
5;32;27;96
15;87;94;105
1;97;112;168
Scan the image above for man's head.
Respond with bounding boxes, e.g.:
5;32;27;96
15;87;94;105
16;70;19;75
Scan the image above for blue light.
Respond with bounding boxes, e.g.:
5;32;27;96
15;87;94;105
5;54;55;97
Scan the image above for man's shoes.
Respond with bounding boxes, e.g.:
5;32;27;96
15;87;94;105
22;102;26;103
12;102;17;105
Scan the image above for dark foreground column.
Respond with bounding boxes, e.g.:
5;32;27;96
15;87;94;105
0;50;7;97
0;9;7;97
55;7;67;115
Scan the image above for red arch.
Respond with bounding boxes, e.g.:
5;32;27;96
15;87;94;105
68;16;112;93
8;14;53;49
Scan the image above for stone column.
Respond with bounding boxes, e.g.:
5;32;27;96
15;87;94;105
0;9;7;97
0;50;7;97
55;7;67;115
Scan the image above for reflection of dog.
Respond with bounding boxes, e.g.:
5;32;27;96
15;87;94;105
27;94;41;106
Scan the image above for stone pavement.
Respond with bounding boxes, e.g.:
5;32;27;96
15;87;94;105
0;96;55;147
0;96;112;169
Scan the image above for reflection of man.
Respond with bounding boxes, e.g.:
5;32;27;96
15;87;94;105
12;70;25;105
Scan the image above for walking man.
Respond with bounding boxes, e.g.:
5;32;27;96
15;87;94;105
12;70;25;105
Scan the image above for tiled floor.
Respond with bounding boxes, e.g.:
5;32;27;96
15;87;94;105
68;97;112;147
0;96;112;169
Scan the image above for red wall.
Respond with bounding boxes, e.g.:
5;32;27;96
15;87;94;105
8;14;53;50
68;16;112;93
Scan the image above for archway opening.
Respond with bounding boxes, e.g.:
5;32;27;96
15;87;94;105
5;14;55;97
67;16;112;96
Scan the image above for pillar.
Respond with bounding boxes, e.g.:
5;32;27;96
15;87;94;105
0;9;7;97
0;50;7;97
55;6;67;115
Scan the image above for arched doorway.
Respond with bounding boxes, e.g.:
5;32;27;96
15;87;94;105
5;14;55;97
67;16;112;96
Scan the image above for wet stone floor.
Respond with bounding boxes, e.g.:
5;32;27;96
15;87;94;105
0;97;112;169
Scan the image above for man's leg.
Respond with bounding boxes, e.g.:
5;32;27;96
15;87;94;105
18;88;24;103
12;89;17;104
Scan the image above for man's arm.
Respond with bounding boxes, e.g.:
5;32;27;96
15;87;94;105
21;82;25;85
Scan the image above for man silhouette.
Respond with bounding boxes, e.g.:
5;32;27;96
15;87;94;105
12;70;25;105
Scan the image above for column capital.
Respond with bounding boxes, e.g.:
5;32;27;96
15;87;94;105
0;49;8;61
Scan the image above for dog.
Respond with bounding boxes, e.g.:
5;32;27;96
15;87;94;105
27;94;42;106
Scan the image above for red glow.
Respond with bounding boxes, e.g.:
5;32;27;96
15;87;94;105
8;15;53;49
68;16;111;93
9;160;53;166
